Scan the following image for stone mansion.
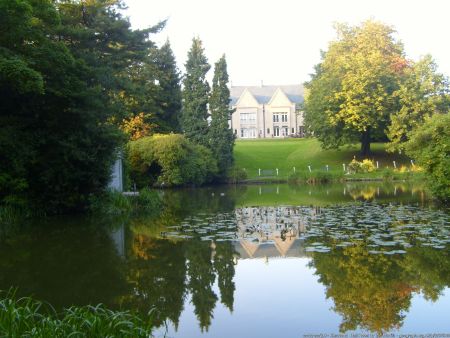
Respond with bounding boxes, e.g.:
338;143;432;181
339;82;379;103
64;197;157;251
230;84;304;139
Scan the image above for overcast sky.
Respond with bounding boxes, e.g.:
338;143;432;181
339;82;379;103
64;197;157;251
124;0;450;86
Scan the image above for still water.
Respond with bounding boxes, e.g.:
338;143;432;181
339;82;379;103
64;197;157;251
1;182;449;336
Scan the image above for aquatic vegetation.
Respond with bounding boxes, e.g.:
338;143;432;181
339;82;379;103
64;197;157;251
0;290;155;337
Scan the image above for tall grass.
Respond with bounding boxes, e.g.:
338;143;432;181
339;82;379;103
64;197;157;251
288;170;344;184
0;290;155;337
89;189;161;215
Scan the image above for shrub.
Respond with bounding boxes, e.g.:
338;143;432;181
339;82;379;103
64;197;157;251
405;113;450;202
360;159;376;173
128;134;218;187
347;158;376;174
227;167;248;184
347;159;362;174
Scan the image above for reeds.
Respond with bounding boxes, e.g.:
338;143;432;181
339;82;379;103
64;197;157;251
0;290;155;337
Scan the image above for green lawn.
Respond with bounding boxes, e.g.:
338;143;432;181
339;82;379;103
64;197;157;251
234;138;411;179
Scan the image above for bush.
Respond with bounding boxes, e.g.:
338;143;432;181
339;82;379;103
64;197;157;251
128;134;218;187
347;159;362;174
360;159;376;173
405;113;450;202
227;167;248;184
347;158;376;174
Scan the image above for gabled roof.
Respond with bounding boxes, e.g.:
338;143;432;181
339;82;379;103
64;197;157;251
230;84;304;106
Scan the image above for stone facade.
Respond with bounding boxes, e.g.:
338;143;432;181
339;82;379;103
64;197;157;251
230;84;304;139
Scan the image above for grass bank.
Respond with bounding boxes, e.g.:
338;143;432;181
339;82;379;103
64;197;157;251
234;138;419;182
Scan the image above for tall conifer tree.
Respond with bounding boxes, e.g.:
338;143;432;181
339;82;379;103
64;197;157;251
181;38;210;147
153;40;182;132
209;55;235;178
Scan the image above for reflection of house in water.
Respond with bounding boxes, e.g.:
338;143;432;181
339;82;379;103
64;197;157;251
110;224;125;258
233;206;316;259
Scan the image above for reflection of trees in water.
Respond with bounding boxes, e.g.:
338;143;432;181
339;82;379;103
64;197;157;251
126;225;237;332
0;219;130;310
310;245;412;333
213;242;236;312
122;187;241;332
124;236;187;329
185;239;217;332
308;238;450;333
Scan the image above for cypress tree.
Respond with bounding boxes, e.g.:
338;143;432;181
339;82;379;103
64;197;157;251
153;40;182;132
209;55;235;178
181;38;210;147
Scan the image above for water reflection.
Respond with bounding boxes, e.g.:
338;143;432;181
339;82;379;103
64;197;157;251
0;183;448;335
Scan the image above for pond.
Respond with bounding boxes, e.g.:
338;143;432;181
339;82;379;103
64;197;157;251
1;182;449;336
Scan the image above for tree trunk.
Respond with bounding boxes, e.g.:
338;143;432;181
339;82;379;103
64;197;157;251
360;129;371;157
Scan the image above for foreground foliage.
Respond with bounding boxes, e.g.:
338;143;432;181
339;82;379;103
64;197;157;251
0;291;155;337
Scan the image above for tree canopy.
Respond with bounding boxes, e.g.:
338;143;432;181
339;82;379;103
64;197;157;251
405;113;450;202
387;55;450;152
0;0;164;212
304;20;407;156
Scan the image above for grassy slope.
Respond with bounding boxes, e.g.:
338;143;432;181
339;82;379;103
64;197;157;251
234;138;411;179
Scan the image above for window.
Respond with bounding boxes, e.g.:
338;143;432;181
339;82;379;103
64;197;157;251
240;113;256;123
281;113;288;122
267;128;270;134
234;129;237;134
273;114;279;122
240;128;257;138
292;128;295;134
274;126;280;137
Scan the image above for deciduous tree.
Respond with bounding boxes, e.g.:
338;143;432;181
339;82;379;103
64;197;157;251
388;55;450;152
304;20;407;156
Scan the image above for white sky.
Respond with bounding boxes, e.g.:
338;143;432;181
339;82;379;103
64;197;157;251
124;0;450;85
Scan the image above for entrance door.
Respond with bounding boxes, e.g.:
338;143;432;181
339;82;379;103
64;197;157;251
274;126;280;137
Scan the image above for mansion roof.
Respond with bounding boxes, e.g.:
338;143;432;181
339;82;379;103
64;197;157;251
230;84;304;106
